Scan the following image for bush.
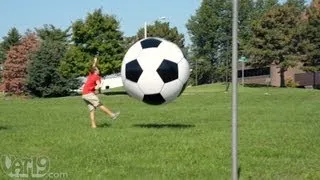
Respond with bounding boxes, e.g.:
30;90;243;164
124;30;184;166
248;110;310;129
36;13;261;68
285;77;299;88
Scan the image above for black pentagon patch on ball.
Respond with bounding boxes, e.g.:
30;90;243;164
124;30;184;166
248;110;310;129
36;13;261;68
126;59;143;82
143;93;166;105
157;59;178;83
140;38;162;49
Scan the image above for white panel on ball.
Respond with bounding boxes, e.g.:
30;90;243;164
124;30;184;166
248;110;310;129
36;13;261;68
157;40;184;63
178;58;190;84
137;48;164;71
121;63;127;83
122;42;143;63
123;80;144;101
137;71;164;94
160;80;183;103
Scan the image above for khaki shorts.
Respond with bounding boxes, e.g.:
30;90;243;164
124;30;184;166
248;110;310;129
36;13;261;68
82;93;102;111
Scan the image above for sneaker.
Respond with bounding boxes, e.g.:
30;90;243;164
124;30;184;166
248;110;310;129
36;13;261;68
112;111;120;120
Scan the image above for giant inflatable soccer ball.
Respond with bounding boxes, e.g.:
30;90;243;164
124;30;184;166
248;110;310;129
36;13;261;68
121;37;190;105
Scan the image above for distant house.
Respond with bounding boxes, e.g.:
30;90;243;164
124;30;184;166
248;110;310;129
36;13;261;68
101;73;123;90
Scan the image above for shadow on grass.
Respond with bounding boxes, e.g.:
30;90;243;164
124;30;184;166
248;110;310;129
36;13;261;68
69;91;128;97
102;91;127;96
133;123;195;129
0;126;8;130
97;123;112;128
244;83;271;88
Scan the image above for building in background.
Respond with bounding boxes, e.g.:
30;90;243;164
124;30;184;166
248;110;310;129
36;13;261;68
237;63;320;88
73;73;123;93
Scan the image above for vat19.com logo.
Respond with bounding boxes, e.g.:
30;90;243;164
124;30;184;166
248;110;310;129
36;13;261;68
1;155;67;178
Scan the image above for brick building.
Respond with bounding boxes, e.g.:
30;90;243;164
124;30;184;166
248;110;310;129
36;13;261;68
237;63;320;87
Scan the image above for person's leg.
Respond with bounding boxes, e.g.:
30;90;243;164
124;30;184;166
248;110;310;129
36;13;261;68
90;110;97;128
83;94;98;128
86;93;120;120
99;105;114;117
98;105;120;119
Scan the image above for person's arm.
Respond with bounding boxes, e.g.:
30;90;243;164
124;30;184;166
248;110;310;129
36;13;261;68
95;80;101;90
92;57;98;68
94;78;102;94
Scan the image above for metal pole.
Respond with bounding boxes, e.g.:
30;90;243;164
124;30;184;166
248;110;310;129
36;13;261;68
144;22;147;39
242;61;244;86
195;59;198;86
232;0;239;179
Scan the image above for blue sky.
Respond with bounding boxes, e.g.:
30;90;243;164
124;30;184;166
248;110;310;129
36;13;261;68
0;0;201;45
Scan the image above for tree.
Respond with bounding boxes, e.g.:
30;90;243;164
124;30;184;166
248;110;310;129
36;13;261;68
187;0;233;85
189;56;216;85
186;0;282;86
246;3;302;87
35;24;70;42
239;0;272;53
123;36;139;52
27;40;74;97
0;28;21;84
0;28;21;64
287;0;307;11
136;21;185;49
253;0;278;16
298;0;320;87
27;25;78;97
60;46;92;78
1;33;39;95
239;0;280;52
60;9;125;78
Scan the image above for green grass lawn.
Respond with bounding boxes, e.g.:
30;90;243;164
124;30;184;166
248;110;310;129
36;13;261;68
0;84;320;179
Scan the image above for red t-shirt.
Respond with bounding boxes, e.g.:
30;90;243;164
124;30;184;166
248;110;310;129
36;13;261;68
82;73;101;95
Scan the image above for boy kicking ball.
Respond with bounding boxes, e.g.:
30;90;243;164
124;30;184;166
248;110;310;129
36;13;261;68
82;57;120;128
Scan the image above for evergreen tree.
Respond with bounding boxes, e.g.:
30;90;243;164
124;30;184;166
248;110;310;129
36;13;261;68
27;40;73;97
246;3;301;87
0;27;21;64
298;0;320;87
27;25;78;97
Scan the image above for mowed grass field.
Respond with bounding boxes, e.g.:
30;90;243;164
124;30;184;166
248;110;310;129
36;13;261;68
0;84;320;179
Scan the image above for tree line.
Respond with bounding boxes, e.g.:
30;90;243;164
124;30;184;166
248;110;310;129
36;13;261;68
0;9;184;97
1;0;320;97
187;0;320;88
